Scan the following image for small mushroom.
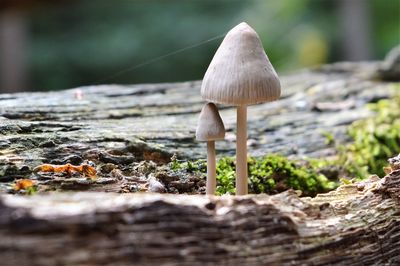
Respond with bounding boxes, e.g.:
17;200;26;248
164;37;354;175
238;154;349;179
196;102;225;195
201;22;281;195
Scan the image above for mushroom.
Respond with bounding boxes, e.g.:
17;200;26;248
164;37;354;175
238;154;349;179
201;22;281;195
196;102;225;195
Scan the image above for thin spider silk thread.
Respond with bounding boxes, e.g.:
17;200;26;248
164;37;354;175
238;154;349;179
92;4;290;86
94;33;227;84
92;4;289;85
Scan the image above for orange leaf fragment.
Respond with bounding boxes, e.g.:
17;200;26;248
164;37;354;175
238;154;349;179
14;179;35;191
33;161;97;179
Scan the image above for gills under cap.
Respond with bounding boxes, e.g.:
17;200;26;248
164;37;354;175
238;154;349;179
196;103;225;141
201;22;281;106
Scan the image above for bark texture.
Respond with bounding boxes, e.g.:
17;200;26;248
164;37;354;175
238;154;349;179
0;58;399;193
0;165;399;266
0;49;399;265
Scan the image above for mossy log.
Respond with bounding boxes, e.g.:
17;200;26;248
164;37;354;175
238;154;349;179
0;164;399;265
0;55;399;193
0;49;399;265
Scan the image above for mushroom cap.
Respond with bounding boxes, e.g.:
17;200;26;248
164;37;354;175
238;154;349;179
201;22;281;106
196;103;225;141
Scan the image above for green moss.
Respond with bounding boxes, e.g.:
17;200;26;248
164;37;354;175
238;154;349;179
25;186;38;195
247;155;336;196
343;95;400;177
311;93;400;180
215;157;236;195
170;159;206;173
322;131;335;145
170;155;336;196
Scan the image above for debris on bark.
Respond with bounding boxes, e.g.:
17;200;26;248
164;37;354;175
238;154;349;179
0;57;398;193
0;156;399;265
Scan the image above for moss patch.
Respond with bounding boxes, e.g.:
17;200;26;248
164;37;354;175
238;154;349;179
171;155;336;196
317;93;400;180
343;95;400;177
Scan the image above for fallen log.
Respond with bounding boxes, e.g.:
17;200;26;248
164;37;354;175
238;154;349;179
0;158;399;265
0;49;399;265
0;57;399;193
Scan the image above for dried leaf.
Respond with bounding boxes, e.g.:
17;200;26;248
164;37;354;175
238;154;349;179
33;161;97;179
14;179;35;191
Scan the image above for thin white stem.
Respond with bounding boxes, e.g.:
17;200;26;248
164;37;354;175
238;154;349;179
236;105;248;195
206;141;216;195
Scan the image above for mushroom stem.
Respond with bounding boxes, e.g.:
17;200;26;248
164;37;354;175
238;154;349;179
236;105;248;195
206;141;216;195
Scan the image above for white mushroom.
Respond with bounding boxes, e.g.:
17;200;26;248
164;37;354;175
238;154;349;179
196;102;225;195
201;22;281;195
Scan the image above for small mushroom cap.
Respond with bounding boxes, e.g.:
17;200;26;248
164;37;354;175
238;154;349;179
201;22;281;106
196;103;225;141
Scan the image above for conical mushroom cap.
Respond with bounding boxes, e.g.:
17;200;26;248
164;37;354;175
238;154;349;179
196;103;225;141
201;22;281;106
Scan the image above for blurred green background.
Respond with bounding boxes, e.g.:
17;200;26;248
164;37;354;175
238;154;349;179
0;0;399;92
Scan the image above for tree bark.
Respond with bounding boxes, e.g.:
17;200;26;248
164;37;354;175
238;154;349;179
0;166;399;265
0;55;399;193
0;50;399;265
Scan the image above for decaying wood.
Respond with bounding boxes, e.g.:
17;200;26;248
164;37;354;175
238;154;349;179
0;161;399;266
0;49;399;265
0;55;399;193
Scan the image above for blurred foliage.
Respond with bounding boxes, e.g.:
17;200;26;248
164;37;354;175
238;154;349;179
311;91;400;180
29;0;250;90
341;92;400;178
26;0;399;91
